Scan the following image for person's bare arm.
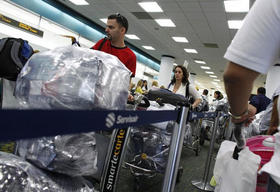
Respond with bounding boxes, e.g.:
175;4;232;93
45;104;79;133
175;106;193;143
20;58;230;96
192;98;202;109
223;62;259;122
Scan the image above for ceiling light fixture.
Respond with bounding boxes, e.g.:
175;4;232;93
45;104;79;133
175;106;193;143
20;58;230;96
200;66;211;70
209;75;217;78
228;20;244;29
138;2;163;12
68;0;89;5
224;0;249;12
125;34;140;40
205;71;214;74
213;79;221;82
184;49;198;53
155;19;176;27
172;37;189;43
142;46;155;50
194;60;206;64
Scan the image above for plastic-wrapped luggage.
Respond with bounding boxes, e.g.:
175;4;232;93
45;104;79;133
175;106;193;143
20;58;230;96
17;132;97;177
0;152;97;192
15;45;131;110
13;46;131;177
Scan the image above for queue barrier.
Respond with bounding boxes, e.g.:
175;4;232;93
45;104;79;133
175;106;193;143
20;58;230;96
0;109;178;141
0;108;225;192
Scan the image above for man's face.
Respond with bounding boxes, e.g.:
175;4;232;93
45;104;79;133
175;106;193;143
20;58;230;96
105;19;124;40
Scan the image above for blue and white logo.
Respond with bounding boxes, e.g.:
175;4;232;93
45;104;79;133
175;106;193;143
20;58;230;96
106;113;116;128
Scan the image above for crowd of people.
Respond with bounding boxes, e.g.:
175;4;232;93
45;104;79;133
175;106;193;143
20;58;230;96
1;1;280;190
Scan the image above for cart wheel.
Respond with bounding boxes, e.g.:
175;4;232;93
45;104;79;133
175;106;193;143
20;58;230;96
176;167;183;183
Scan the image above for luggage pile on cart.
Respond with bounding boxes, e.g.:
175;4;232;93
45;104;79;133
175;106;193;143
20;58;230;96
0;45;131;191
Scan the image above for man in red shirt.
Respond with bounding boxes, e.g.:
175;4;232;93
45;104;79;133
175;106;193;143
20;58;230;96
92;13;136;77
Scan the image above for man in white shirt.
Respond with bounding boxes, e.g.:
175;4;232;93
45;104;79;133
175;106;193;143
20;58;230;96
223;0;280;189
223;0;280;124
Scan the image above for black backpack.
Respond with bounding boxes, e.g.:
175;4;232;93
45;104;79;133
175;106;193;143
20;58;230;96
0;38;34;81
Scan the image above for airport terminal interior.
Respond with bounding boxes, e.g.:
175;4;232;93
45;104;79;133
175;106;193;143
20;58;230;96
0;0;279;192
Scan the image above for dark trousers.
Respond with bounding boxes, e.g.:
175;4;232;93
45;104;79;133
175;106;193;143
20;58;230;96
267;176;280;192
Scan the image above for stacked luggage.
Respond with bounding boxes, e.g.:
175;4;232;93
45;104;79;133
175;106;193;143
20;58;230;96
0;44;131;191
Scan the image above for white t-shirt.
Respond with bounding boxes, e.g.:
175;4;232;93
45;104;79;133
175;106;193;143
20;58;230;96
224;0;280;74
168;83;200;100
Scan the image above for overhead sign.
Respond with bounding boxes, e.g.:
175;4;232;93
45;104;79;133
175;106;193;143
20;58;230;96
0;13;43;37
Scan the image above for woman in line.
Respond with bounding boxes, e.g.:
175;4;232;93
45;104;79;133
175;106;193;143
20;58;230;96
168;65;201;108
135;80;144;95
142;80;148;92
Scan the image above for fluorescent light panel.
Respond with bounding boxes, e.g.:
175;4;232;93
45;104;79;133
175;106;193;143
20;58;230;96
142;46;155;50
172;37;189;43
184;49;197;53
100;18;107;24
138;2;163;12
125;34;140;40
213;79;221;82
205;71;214;74
194;60;206;64
224;0;249;12
228;20;244;29
200;66;211;70
173;63;178;66
212;82;218;85
209;75;217;78
68;0;89;5
155;19;176;27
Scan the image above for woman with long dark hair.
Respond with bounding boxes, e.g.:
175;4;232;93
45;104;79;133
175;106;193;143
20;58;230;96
214;90;224;101
142;80;148;91
168;65;201;108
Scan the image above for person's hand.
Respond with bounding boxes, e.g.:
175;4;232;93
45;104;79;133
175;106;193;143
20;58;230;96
128;94;134;102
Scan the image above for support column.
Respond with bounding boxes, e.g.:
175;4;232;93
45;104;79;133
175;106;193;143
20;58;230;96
158;55;175;88
265;64;280;99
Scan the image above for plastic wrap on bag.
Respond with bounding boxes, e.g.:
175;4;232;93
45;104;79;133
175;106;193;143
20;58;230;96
15;46;131;110
17;132;97;177
0;152;97;192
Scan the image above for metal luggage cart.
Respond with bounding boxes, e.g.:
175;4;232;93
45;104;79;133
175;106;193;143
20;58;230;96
199;113;230;146
183;119;203;156
122;90;189;191
124;123;185;190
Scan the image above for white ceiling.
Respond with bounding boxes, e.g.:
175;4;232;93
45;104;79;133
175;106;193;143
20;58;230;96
56;0;265;93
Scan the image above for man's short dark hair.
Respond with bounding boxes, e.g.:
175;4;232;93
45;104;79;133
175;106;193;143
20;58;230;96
203;89;208;95
108;13;128;33
257;87;266;95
